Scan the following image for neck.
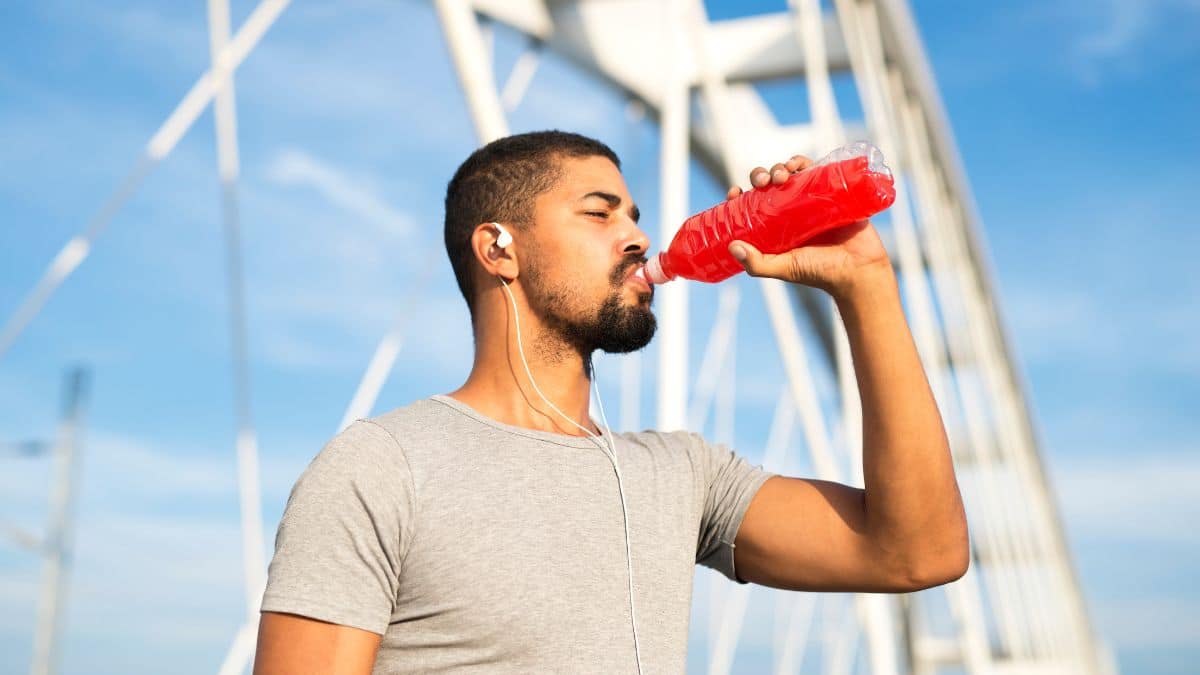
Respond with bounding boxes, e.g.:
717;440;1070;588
448;284;599;437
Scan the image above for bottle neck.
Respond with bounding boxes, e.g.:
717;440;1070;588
643;251;675;284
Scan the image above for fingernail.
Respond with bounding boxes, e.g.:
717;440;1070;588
729;244;747;262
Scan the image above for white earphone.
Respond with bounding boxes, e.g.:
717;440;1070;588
491;221;513;249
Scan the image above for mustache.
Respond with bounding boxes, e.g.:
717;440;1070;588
609;253;649;287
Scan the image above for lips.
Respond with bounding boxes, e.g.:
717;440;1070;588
624;264;652;292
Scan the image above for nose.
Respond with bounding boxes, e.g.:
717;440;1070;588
622;224;650;257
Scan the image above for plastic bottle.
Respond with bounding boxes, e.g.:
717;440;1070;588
641;141;896;284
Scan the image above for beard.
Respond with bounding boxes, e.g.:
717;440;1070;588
524;254;657;358
588;286;657;353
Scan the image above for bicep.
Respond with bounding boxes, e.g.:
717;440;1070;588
254;611;382;675
733;476;910;592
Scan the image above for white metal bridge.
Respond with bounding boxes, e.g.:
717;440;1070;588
1;1;1113;674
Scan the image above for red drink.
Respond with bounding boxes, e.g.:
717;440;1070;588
642;142;896;284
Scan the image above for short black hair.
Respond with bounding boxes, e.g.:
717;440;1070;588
443;130;621;314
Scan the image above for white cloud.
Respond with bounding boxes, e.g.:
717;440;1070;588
265;149;415;237
1075;0;1154;59
1049;451;1200;544
0;427;317;674
1065;0;1200;83
1005;284;1200;377
1094;596;1200;649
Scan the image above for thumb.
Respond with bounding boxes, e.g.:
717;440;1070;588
728;240;782;278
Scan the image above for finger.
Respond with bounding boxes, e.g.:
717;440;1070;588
804;219;871;247
749;166;770;188
785;154;814;172
770;163;789;184
728;240;793;279
726;185;743;201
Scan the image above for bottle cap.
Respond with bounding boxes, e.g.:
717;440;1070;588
643;253;670;284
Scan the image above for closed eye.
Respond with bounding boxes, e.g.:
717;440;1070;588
585;211;608;219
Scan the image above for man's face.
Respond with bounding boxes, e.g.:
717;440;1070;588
520;155;656;355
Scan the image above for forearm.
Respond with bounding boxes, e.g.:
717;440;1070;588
833;263;968;585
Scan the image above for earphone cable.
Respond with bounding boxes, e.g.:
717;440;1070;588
499;277;645;675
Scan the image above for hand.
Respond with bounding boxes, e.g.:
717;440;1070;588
724;155;893;297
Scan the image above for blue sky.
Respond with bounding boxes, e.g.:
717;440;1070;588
1;1;1197;673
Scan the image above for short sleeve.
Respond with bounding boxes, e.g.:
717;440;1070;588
689;433;776;584
260;419;416;635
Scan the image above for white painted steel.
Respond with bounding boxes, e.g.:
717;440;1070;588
500;47;541;111
844;0;1051;653
208;0;241;182
620;351;642;431
860;8;1097;658
205;0;266;625
29;371;86;675
0;0;292;362
885;62;1019;675
687;5;894;671
0;236;93;360
216;621;257;675
434;0;510;143
873;1;1103;666
827;2;999;673
828;599;862;675
712;288;737;449
687;286;740;432
206;2;272;671
230;0;1103;670
339;332;404;433
795;2;914;674
149;0;291;160
1;521;41;552
3;1;1106;673
775;592;818;674
654;0;691;432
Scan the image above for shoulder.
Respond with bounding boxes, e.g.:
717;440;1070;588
620;428;766;478
291;418;409;499
620;428;707;452
298;398;449;485
345;396;477;485
619;428;724;468
364;397;457;440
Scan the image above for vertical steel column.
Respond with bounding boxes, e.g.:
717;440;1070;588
795;2;917;673
873;0;1102;660
620;352;642;431
707;286;743;674
847;1;1059;660
656;0;692;432
882;62;1033;673
686;2;900;670
911;91;1098;668
687;288;740;432
822;0;993;670
206;1;271;672
433;0;510;143
29;368;88;675
206;0;266;624
0;0;292;363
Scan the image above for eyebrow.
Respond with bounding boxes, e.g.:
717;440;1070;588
580;191;640;223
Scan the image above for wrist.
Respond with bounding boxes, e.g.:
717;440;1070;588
829;261;898;306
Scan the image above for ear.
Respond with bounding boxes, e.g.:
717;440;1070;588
470;222;519;281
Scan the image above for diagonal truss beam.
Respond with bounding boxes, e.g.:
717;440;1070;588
0;0;292;362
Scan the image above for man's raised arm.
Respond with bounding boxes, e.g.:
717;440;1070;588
721;155;969;593
254;611;382;675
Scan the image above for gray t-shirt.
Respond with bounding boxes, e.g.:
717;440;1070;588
261;395;775;674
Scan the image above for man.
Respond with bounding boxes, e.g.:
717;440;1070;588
253;131;968;674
